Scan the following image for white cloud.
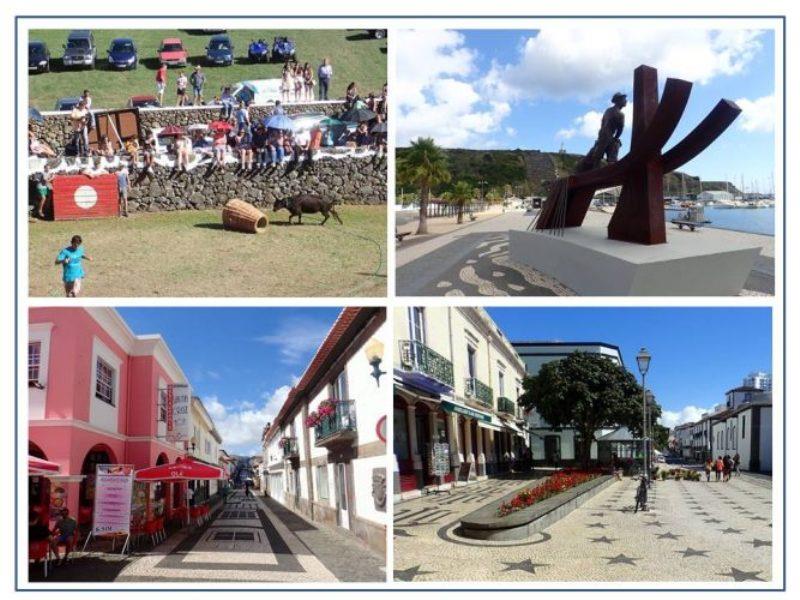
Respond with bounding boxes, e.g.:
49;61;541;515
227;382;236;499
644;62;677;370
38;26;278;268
734;94;775;133
204;383;294;455
659;405;713;429
485;28;765;102
255;316;332;364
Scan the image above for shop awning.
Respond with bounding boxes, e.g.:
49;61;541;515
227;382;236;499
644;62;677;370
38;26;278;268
394;368;453;399
441;399;491;423
28;455;60;476
135;457;225;482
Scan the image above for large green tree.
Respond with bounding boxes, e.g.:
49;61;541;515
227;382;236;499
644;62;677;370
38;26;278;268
449;181;474;224
396;137;451;235
519;351;649;469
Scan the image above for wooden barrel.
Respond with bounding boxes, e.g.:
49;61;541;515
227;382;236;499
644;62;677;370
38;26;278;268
222;199;268;233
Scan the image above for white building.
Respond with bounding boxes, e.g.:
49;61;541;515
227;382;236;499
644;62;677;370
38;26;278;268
709;391;772;473
190;396;223;500
262;308;387;555
511;342;625;466
393;307;528;500
743;371;772;392
672;422;695;459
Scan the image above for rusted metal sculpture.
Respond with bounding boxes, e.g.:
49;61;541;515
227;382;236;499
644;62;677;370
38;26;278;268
535;65;741;245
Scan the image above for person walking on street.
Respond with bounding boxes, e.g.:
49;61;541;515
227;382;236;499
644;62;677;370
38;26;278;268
715;456;724;482
704;457;713;482
722;454;732;482
318;57;333;101
733;452;741;476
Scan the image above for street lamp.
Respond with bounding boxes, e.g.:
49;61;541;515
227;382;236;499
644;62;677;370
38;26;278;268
645;389;655;487
636;348;651;483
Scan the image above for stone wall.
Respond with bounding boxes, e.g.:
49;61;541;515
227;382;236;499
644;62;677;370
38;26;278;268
124;155;385;212
33;101;346;153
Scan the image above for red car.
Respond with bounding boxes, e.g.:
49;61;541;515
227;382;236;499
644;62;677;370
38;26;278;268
158;37;188;67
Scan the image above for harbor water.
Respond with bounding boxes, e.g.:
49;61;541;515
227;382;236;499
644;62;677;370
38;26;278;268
666;207;775;236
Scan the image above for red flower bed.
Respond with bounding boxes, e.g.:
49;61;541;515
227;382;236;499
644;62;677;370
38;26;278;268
497;469;601;517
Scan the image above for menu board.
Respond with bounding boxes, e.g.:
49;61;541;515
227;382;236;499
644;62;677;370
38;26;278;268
431;443;450;477
91;464;134;537
165;384;192;443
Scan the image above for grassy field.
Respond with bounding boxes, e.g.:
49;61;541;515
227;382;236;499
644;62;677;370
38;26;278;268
29;29;386;110
29;206;386;297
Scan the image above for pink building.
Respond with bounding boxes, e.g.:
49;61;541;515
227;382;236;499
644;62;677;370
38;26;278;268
28;307;191;525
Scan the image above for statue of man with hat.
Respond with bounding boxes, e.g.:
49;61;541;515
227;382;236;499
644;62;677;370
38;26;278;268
576;92;627;172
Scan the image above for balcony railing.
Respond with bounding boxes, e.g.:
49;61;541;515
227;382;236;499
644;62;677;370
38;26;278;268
280;437;298;459
464;377;493;408
497;396;516;415
398;339;454;387
315;400;357;445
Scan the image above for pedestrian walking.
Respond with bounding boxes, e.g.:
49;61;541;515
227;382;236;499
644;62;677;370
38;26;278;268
55;235;92;297
723;454;732;482
318;57;333;101
704;457;713;482
715;456;723;482
733;452;741;476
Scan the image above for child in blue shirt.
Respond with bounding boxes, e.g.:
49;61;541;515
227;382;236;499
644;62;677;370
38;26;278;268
55;235;92;297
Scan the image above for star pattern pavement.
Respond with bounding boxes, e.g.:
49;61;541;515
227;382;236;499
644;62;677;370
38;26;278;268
500;559;550;575
676;547;710;558
718;567;766;582
394;565;435;582
603;553;641;566
588;536;617;545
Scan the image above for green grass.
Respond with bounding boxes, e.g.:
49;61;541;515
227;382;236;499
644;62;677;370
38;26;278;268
29;29;386;110
29;205;386;297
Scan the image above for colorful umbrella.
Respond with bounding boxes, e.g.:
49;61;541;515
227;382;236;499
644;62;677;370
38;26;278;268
208;120;233;132
318;117;344;128
158;125;186;137
29;455;60;476
263;114;295;131
135;456;225;482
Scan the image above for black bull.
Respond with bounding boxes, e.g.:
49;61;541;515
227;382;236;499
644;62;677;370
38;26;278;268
273;194;344;225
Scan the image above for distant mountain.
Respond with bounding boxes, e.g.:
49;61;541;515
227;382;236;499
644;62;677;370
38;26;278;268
396;147;741;197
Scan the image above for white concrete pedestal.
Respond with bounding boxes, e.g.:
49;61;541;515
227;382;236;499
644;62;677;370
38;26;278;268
509;224;761;296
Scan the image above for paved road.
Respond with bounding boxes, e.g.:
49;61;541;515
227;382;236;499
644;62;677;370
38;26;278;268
393;473;773;583
32;491;385;583
396;211;773;297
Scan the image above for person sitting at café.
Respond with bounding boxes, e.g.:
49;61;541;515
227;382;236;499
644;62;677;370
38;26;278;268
29;510;52;565
50;508;77;565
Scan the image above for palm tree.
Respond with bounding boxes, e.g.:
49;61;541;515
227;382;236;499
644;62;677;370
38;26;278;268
450;181;474;224
397;137;451;235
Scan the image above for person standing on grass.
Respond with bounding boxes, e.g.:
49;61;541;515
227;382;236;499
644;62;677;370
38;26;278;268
55;235;92;298
156;64;168;106
176;71;188;106
190;65;206;105
116;166;130;216
317;57;332;101
34;166;52;219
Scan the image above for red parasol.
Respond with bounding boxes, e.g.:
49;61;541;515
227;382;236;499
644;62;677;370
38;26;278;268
135;456;225;482
29;455;60;476
208;120;233;132
158;125;186;137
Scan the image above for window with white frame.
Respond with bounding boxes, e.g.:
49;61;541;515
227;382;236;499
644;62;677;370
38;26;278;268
316;465;329;500
95;357;116;405
28;341;42;384
205;439;212;455
497;369;505;397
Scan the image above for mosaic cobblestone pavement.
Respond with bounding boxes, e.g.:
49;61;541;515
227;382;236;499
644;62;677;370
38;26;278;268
393;473;773;583
114;491;385;583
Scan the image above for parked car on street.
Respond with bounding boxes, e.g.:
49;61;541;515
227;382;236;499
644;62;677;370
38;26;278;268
54;96;83;111
127;95;160;109
107;37;138;70
205;34;234;66
62;30;97;69
271;36;296;62
158;37;188;67
28;40;50;73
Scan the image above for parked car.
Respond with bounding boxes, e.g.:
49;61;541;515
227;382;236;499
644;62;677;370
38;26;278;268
205;34;234;66
367;29;387;39
158;37;188;67
28;40;50;73
247;39;270;63
54;96;82;111
107;37;138;70
127;95;160;109
62;30;97;69
271;36;296;62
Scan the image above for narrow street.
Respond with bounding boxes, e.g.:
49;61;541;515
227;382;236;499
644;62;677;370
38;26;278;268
394;470;773;582
32;491;385;583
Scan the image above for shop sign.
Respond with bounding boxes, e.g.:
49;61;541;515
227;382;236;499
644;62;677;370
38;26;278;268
441;400;491;423
92;464;134;537
165;384;192;442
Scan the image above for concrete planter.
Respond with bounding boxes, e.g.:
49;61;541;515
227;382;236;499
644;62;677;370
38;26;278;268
459;475;614;541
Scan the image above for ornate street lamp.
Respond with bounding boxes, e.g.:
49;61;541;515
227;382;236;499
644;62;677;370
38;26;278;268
636;348;651;483
364;337;386;386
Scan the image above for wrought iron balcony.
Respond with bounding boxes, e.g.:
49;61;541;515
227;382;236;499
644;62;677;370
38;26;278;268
398;339;454;387
315;400;357;446
497;396;516;415
464;377;493;408
280;437;298;459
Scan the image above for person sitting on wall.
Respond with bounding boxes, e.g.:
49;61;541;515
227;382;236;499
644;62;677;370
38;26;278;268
212;127;227;168
50;508;78;565
28;126;57;158
267;129;285;166
236;126;254;171
96;134;115;160
124;137;140;167
219;86;235;120
252;123;269;169
175;134;191;172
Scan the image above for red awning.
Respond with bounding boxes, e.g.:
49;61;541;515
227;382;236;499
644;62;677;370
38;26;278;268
29;455;60;476
135;457;225;482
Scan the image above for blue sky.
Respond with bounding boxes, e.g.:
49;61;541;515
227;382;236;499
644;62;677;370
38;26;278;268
118;307;342;456
484;307;772;428
397;25;777;190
